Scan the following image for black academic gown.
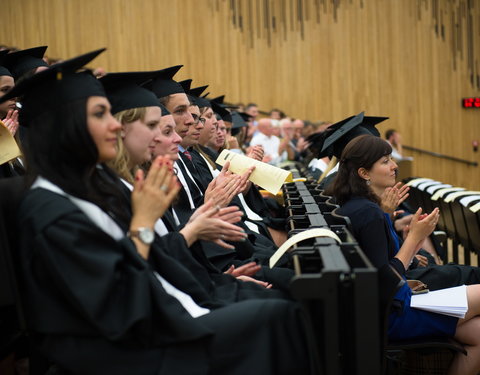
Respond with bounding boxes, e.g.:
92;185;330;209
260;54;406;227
17;187;317;375
0;159;25;179
159;210;290;302
102;167;288;301
194;147;286;229
175;151;277;263
187;149;277;250
182;149;294;288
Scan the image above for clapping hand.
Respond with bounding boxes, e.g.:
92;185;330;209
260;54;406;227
247;145;264;161
407;207;440;249
2;109;19;136
380;182;410;214
181;200;248;249
131;155;180;225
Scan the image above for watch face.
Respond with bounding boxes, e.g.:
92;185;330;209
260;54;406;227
139;228;155;244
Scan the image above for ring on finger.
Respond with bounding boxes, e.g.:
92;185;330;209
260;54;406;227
160;185;168;192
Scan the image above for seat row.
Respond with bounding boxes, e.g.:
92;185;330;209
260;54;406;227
280;166;381;375
405;177;480;265
283;164;467;375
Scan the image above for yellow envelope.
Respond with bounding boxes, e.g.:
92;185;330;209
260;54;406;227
0;120;22;165
216;149;293;194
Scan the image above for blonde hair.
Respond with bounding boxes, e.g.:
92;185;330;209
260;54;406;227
107;107;147;184
317;156;338;184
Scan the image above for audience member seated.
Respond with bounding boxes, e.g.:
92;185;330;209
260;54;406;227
328;134;480;375
385;128;413;162
250;118;281;165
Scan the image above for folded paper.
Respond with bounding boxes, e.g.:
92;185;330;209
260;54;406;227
216;149;292;194
0;120;22;165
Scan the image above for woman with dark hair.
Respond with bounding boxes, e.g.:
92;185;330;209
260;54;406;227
3;51;318;374
329;134;480;374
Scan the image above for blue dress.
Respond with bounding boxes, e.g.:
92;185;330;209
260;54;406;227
338;197;458;340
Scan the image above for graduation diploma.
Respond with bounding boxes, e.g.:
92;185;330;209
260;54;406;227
0;120;22;165
216;149;293;194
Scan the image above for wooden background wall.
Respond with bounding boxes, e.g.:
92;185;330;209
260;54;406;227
2;0;480;189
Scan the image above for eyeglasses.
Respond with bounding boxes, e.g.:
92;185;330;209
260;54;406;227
191;113;206;125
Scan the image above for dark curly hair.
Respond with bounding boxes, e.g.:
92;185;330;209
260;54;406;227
326;134;392;205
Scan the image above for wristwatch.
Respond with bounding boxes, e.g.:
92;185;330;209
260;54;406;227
128;227;155;245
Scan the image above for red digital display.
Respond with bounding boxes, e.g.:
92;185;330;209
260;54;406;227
463;98;480;108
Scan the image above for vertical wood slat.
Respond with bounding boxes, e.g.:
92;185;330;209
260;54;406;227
0;0;479;189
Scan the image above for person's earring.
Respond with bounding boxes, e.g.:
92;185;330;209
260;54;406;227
366;179;371;186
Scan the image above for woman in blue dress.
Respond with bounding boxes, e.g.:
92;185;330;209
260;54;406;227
328;134;480;375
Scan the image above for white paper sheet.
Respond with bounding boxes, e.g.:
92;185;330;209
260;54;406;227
410;285;468;318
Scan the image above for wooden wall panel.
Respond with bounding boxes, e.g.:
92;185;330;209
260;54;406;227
1;0;480;189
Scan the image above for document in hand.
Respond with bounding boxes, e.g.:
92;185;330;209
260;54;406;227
269;228;341;268
0;120;22;165
410;285;468;318
216;149;293;194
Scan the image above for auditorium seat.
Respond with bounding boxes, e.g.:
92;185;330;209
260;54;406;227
462;198;480;259
380;265;466;375
404;178;436;210
415;180;442;213
442;191;480;264
424;184;452;232
286;172;468;374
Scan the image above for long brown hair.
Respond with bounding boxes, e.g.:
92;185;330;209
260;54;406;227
327;134;392;205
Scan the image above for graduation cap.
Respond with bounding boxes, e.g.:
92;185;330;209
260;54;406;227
100;71;162;115
182;82;211;108
234;111;252;124
222;103;240;110
189;84;208;98
142;65;183;98
0;48;106;125
210;95;238;110
178;79;192;93
3;46;49;79
359;116;384;137
159;103;171;116
307;112;388;159
192;96;211;108
211;95;225;104
230;112;253;136
211;100;231;122
0;50;13;77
